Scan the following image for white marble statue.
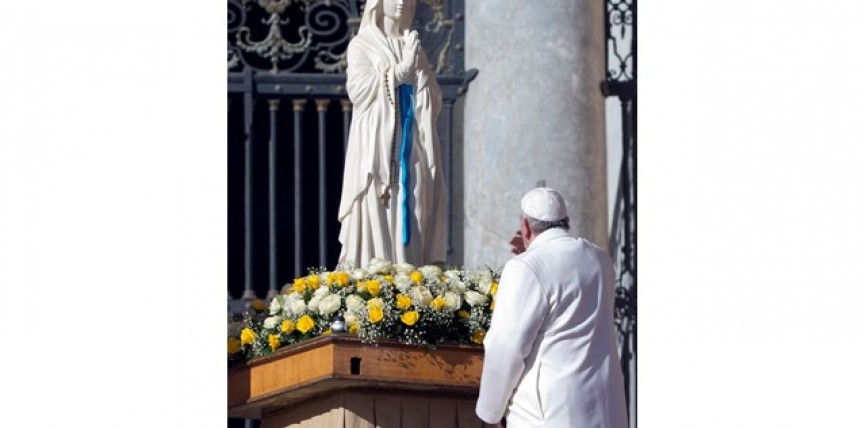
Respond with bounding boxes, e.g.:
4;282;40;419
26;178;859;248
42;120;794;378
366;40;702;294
337;0;446;268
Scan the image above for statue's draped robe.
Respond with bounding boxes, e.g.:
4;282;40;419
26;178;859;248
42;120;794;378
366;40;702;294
338;27;446;267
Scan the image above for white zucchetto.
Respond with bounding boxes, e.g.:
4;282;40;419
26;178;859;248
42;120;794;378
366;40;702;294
520;187;568;221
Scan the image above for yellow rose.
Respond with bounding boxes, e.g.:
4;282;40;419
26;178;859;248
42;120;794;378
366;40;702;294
471;329;486;344
396;294;412;310
297;315;315;334
489;282;499;296
251;299;267;312
430;297;446;311
293;277;307;293
329;272;350;287
307;274;321;289
240;327;256;345
410;271;424;284
368;307;384;324
400;310;420;326
281;319;295;333
457;310;470;319
227;337;242;354
349;322;359;334
322;328;333;336
268;334;281;351
367;279;381;296
383;274;395;283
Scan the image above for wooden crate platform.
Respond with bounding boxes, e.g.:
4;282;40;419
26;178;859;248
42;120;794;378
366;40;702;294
228;334;484;419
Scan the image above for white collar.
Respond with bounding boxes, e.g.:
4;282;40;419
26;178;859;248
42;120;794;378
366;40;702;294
526;228;573;252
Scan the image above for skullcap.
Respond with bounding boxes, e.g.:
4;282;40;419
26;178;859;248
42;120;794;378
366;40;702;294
520;187;568;222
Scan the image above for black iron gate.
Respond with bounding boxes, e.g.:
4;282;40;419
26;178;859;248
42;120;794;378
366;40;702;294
601;0;637;426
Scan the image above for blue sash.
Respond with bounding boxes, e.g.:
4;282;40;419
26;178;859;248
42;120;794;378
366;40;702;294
397;84;414;246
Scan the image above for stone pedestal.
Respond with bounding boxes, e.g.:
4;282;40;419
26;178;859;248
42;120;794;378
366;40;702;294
461;0;609;268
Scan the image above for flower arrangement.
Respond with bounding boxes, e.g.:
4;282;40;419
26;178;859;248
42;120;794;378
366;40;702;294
228;258;500;363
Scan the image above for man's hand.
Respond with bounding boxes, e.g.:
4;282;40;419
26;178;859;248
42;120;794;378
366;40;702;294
509;230;525;255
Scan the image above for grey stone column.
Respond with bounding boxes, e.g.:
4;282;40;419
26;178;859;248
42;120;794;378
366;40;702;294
461;0;609;269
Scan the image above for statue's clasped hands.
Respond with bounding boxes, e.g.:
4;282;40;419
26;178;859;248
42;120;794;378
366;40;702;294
395;30;420;84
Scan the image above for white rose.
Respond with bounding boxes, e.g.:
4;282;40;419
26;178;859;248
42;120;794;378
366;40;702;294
288;299;307;316
393;262;416;274
449;280;467;294
478;279;492;295
269;296;283;315
314;286;331;297
307;295;322;312
345;295;365;313
351;268;368;281
366;258;392;275
464;290;488;307
409;286;433;307
263;316;282;330
444;270;461;282
419;265;442;279
443;292;462;312
318;294;342;315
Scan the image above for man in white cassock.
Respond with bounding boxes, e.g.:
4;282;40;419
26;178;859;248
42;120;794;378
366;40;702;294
476;187;628;428
337;0;447;268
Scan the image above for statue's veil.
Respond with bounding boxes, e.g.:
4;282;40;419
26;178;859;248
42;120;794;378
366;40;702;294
359;0;415;36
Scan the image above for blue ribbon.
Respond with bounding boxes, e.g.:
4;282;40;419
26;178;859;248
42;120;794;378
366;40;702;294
397;84;414;246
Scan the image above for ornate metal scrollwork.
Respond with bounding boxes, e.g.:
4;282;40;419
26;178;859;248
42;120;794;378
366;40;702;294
418;0;455;74
605;0;635;85
228;0;464;75
235;0;314;73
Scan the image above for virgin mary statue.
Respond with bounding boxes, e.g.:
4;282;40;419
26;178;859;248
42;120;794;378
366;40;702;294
337;0;446;268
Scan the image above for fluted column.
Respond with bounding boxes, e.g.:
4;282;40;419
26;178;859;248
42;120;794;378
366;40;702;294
267;98;280;299
315;98;331;268
462;0;609;268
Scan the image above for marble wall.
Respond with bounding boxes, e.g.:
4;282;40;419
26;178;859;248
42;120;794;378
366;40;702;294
459;0;609;269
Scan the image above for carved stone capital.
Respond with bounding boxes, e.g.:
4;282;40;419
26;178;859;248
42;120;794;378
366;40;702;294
315;98;331;112
340;99;352;112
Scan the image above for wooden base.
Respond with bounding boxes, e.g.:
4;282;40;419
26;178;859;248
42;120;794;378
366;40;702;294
228;334;484;421
261;391;483;428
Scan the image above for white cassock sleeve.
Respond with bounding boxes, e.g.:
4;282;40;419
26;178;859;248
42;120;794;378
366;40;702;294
475;259;549;424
